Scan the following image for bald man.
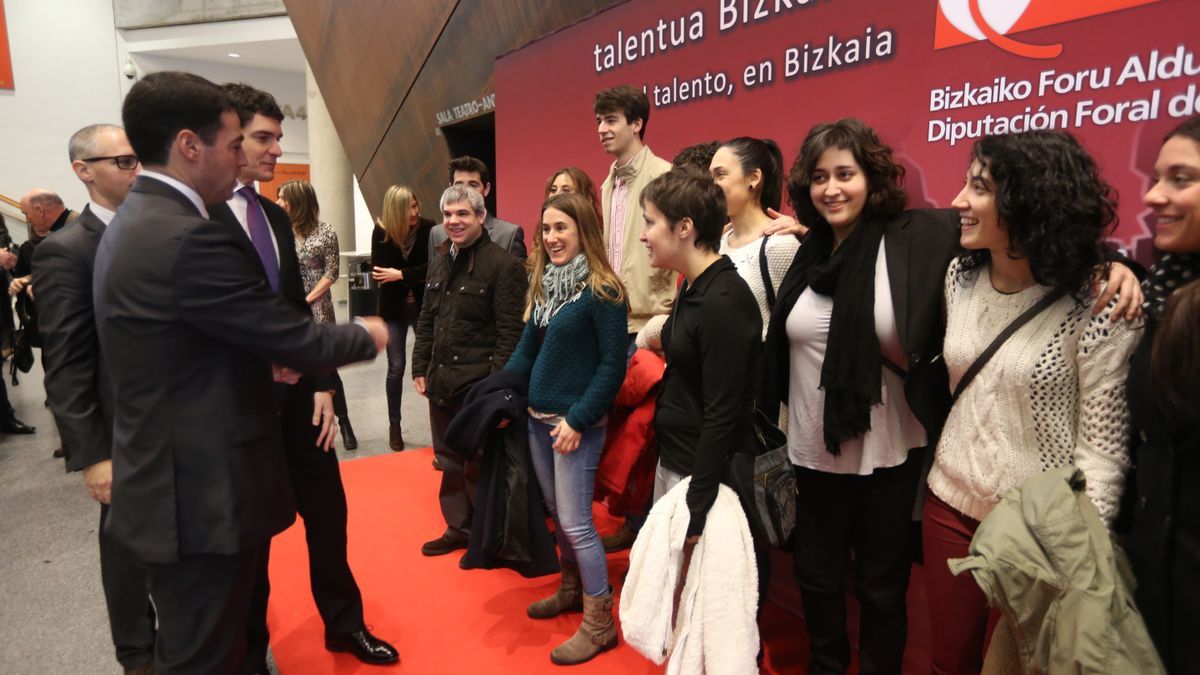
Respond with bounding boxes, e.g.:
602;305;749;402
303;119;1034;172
34;124;155;675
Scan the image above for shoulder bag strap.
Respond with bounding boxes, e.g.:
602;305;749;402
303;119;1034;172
759;235;776;310
952;288;1066;402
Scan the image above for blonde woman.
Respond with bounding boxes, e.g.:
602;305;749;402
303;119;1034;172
371;185;434;450
505;193;628;666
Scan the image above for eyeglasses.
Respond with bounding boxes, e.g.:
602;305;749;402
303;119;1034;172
82;155;139;170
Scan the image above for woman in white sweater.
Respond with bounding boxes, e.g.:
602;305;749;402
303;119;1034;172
711;136;801;340
923;130;1140;675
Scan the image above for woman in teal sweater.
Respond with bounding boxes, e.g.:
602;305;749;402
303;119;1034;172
505;192;628;666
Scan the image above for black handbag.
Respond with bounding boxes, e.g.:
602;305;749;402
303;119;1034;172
9;326;33;385
725;408;796;548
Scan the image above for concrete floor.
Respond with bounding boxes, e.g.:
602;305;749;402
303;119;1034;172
0;342;426;674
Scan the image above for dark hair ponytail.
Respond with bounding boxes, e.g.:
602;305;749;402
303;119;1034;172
722;136;784;213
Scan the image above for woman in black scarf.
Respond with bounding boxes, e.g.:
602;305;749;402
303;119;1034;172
1125;115;1200;674
760;118;1142;674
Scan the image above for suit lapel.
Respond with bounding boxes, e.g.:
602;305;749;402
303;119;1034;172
884;213;912;355
208;201;271;282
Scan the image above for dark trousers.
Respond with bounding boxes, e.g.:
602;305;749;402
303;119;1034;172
331;372;349;418
145;544;263;675
792;451;923;675
0;371;13;422
430;397;479;540
246;388;366;671
98;504;156;669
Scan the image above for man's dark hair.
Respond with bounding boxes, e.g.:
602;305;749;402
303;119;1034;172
671;140;721;172
122;71;234;167
222;82;284;125
640;167;726;253
447;156;491;187
593;85;650;140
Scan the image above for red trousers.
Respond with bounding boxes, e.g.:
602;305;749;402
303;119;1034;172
922;492;1001;675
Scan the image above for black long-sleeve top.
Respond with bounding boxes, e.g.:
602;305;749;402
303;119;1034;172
371;217;433;320
655;256;762;537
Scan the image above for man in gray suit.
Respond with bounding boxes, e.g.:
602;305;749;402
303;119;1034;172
93;71;387;674
35;124;156;675
428;155;525;259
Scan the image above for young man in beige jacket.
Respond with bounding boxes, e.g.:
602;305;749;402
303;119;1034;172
595;85;676;337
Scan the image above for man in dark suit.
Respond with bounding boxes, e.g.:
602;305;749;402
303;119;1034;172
34;124;155;675
93;71;388;675
209;82;397;670
427;156;526;259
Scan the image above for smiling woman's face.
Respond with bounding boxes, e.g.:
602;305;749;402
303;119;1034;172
809;146;867;239
1145;135;1200;253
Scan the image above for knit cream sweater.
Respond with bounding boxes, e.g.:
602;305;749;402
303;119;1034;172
927;258;1139;525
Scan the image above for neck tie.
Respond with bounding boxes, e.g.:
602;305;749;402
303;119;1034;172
237;185;279;292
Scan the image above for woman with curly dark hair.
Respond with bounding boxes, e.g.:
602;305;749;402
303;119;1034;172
924;130;1141;673
1125;116;1200;672
760;118;951;674
760;119;1142;674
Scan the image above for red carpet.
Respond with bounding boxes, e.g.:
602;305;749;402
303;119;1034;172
267;447;930;673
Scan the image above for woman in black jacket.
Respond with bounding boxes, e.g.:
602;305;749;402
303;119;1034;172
371;185;433;451
1126;115;1200;673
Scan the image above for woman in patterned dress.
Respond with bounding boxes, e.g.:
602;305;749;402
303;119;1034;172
277;179;358;450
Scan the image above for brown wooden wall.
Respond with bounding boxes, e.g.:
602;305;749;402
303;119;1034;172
284;0;617;220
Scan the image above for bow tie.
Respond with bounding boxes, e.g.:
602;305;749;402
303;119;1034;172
614;162;638;184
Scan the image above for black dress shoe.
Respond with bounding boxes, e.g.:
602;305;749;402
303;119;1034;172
339;415;358;451
0;418;35;434
52;448;65;458
325;628;398;665
421;533;467;556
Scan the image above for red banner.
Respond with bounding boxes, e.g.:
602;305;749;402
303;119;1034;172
496;0;1200;263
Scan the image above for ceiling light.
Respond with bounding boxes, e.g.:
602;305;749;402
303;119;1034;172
227;52;241;58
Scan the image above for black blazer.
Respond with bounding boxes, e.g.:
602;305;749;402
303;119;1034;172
33;206;113;472
209;193;335;395
93;176;376;564
371;217;434;319
762;208;961;445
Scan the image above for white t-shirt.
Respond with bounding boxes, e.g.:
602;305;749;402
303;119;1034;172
785;242;927;474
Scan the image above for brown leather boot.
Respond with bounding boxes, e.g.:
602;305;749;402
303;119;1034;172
389;423;405;451
549;589;617;666
528;559;583;619
600;523;635;553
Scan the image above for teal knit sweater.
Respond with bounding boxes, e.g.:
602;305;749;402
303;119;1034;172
504;287;629;431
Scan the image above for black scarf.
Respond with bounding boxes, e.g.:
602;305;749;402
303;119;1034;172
1143;252;1200;319
787;220;887;455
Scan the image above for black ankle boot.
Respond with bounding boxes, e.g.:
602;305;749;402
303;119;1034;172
339;415;358;450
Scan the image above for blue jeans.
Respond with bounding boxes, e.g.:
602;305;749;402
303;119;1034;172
528;417;609;597
385;315;413;424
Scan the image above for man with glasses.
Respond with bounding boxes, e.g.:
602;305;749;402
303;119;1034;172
33;124;156;675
